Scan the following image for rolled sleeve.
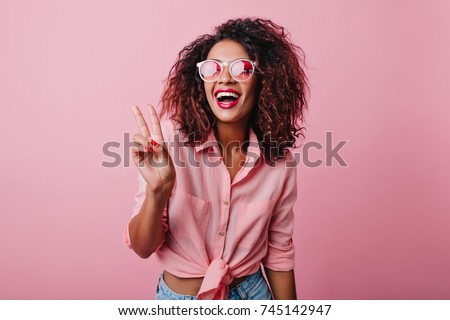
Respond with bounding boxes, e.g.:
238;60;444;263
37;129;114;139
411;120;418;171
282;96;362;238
262;152;297;271
123;173;169;249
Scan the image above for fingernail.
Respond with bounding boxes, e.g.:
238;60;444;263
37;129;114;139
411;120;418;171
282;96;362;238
150;139;158;146
144;147;148;152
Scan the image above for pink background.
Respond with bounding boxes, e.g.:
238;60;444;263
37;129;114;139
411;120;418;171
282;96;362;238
1;0;449;299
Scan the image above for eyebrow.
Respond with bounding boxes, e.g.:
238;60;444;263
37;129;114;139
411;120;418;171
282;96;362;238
209;58;249;63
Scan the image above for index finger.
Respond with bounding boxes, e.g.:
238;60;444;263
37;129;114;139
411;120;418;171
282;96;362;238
131;105;151;139
147;105;164;144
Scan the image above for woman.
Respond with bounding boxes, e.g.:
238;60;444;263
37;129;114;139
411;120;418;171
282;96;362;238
124;17;309;300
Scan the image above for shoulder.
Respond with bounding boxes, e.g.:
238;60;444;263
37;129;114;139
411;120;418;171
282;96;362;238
283;149;296;163
159;116;188;144
272;149;298;187
270;149;298;172
158;115;175;142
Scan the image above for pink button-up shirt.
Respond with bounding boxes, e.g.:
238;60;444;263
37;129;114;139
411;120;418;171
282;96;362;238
124;117;297;299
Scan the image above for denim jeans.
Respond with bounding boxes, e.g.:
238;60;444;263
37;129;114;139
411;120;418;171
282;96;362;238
155;268;273;300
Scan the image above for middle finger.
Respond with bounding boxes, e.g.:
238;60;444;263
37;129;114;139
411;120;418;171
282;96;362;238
131;105;151;139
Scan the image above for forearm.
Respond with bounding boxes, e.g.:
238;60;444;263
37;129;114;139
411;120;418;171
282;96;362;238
128;188;170;259
264;268;297;300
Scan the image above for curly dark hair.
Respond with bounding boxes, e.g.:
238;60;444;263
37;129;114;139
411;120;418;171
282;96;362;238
160;17;309;165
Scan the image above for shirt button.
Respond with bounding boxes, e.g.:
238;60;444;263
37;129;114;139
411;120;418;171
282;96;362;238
223;201;229;206
219;231;225;236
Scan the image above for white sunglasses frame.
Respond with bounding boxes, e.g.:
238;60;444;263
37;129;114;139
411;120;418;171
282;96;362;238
196;58;257;82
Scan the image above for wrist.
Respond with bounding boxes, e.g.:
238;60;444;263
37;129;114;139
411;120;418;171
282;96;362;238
145;184;172;204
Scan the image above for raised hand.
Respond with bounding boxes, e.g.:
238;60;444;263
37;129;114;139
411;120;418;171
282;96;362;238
131;105;175;193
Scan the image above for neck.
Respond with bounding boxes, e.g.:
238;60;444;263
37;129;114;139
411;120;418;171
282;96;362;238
214;121;250;157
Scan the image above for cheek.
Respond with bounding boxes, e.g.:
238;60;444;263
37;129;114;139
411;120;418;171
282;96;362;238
204;82;213;90
204;83;214;100
244;81;258;101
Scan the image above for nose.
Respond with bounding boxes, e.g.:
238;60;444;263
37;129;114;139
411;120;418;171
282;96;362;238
218;65;236;84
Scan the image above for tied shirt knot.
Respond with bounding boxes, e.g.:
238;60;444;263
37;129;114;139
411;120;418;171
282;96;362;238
196;259;232;300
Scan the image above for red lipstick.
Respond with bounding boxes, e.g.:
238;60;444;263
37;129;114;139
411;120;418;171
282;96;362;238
214;88;241;109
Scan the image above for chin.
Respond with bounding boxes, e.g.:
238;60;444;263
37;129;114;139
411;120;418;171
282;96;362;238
208;97;253;125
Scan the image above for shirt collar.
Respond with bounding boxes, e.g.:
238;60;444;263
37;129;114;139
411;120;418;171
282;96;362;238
193;127;261;161
193;129;217;153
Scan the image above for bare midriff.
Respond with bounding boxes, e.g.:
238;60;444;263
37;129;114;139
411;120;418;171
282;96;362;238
163;270;249;296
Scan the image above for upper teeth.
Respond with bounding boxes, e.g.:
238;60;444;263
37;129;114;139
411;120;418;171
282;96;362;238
216;92;240;99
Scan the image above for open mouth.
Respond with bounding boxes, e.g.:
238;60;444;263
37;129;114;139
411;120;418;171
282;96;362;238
215;90;241;109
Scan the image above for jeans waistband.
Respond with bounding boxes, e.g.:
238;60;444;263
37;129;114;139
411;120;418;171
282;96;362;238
231;268;263;292
157;268;264;299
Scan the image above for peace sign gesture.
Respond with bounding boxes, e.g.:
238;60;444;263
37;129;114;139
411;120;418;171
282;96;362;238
131;105;175;193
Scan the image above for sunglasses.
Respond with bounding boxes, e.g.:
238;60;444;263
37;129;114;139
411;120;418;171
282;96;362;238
196;58;257;82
